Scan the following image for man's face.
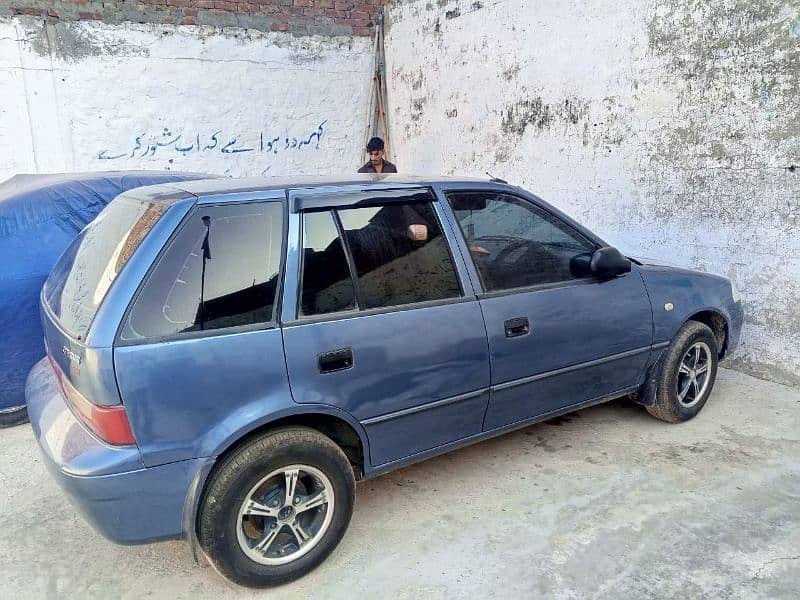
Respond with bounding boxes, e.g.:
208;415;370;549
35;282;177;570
368;149;384;165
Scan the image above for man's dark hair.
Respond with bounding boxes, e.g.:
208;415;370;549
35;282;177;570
366;137;385;152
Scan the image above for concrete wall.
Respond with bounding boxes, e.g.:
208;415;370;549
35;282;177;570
0;16;373;179
385;0;800;385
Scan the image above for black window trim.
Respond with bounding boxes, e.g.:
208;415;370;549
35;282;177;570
475;277;600;300
294;194;467;322
115;199;288;347
290;184;433;212
331;209;364;310
443;189;607;298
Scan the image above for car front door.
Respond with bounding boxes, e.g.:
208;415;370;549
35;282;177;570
442;188;653;430
280;187;491;468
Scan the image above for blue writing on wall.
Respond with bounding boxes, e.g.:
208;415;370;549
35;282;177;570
98;121;328;161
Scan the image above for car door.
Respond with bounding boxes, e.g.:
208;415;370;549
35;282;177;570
280;187;491;467
442;188;653;430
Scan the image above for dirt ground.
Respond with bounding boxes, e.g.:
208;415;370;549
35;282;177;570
1;367;798;599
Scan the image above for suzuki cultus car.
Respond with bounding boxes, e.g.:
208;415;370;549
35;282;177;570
27;176;742;587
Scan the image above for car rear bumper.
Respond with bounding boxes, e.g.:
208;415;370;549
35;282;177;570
26;358;210;544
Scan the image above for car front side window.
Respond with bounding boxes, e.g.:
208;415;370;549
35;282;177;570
446;191;597;292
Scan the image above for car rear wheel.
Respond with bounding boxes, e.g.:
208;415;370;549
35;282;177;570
198;427;355;587
646;321;719;423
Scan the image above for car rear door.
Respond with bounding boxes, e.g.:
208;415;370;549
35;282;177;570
441;188;653;430
280;187;491;468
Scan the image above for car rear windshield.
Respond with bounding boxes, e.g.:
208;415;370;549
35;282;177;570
44;195;169;339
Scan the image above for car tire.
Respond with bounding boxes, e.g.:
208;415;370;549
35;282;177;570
0;405;29;428
198;426;355;588
647;321;719;423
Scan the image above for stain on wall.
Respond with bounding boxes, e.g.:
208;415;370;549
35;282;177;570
500;97;589;137
385;0;800;385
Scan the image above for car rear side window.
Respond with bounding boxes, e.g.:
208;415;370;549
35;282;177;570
337;201;461;310
298;195;462;317
120;202;283;341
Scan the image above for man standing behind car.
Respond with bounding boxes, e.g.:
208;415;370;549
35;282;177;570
358;137;397;173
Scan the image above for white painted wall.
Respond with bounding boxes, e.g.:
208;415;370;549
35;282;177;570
0;17;373;180
385;0;800;385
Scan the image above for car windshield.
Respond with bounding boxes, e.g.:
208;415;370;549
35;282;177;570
44;195;169;339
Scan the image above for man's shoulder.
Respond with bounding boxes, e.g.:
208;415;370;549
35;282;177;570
357;162;373;173
382;160;398;173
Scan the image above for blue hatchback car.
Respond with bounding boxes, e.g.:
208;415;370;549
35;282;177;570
27;175;742;587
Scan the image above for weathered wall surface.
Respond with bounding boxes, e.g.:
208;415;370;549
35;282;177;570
385;0;800;385
0;16;372;179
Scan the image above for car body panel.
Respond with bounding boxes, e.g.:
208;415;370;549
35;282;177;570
26;175;744;547
26;358;144;475
478;271;653;428
115;327;294;467
282;301;491;465
26;359;207;544
366;383;632;479
429;183;654;429
636;264;742;352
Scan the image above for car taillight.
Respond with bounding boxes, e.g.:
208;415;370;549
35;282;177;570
46;350;136;446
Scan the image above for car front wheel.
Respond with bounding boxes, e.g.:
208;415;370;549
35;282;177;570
646;320;720;423
198;427;355;587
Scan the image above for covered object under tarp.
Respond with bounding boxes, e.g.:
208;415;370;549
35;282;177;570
0;171;210;421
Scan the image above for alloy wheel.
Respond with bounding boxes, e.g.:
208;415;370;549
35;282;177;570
676;341;713;408
236;464;334;566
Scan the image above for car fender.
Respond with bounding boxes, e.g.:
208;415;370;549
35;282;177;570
636;264;737;345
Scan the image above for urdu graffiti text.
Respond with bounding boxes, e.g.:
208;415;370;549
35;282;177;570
98;121;328;160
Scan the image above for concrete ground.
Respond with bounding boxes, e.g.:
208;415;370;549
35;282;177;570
1;368;798;599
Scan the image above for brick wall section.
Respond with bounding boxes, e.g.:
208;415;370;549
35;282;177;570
3;0;392;36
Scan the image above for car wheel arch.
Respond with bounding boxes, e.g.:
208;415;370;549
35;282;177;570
683;309;728;358
634;309;728;408
182;406;370;554
208;406;370;477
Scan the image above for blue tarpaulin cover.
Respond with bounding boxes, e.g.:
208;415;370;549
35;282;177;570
0;171;210;411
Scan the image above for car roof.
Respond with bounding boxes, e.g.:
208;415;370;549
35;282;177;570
130;174;505;204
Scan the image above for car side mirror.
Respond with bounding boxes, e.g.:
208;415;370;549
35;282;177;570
590;246;632;279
